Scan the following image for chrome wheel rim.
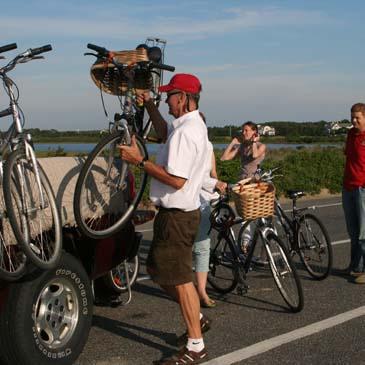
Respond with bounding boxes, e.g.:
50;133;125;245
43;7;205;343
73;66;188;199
34;278;79;349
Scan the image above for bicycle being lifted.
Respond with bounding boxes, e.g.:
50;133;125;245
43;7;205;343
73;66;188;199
208;180;304;313
0;43;62;280
73;39;175;239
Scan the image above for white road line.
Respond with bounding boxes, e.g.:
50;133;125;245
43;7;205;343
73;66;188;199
310;202;342;209
332;239;350;246
283;202;341;213
202;306;365;365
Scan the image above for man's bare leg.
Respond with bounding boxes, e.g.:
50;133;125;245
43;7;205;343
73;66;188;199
175;282;202;339
161;283;202;338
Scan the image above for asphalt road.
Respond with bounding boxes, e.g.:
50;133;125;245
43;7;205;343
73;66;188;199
76;195;365;365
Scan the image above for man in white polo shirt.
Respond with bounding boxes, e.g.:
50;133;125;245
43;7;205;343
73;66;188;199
120;74;210;364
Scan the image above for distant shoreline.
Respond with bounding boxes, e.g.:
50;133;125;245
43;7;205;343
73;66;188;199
33;138;344;145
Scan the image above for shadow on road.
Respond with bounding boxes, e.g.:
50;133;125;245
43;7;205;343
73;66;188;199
92;314;176;354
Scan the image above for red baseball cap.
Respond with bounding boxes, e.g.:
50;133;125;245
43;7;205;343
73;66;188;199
159;73;202;94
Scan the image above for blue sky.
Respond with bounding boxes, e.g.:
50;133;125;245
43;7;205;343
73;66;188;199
1;0;364;130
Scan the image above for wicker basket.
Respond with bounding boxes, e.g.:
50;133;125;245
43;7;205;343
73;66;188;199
90;48;152;95
232;182;275;220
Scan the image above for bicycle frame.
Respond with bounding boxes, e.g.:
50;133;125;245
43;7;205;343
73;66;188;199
0;74;46;209
274;197;315;252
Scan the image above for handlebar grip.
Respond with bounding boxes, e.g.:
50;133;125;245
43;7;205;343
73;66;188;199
150;61;175;72
30;44;52;56
0;43;17;54
0;108;12;118
87;43;109;56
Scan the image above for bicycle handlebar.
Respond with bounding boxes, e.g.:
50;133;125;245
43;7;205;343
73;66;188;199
86;43;175;72
0;108;12;118
149;61;175;72
29;44;52;57
0;43;17;54
0;44;53;74
87;43;109;57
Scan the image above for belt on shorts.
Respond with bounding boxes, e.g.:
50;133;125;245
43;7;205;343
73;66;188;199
156;206;183;212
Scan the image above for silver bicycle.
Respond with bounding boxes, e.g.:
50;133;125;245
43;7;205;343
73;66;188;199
0;44;62;274
73;38;175;239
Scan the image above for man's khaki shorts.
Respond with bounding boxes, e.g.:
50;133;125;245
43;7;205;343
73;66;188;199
146;207;200;286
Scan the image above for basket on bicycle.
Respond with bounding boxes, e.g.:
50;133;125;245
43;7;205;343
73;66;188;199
90;48;153;95
232;182;275;220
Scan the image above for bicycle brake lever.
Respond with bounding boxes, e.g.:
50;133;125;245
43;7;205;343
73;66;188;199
84;52;98;57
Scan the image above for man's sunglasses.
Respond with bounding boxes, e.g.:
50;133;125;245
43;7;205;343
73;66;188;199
165;91;182;101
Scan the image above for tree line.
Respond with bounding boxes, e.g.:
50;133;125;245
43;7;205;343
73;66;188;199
26;120;350;143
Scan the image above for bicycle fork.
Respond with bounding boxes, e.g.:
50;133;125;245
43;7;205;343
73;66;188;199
260;226;291;277
227;228;249;295
105;119;131;192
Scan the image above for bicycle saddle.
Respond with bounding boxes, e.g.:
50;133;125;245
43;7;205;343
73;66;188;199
286;190;306;200
136;44;162;63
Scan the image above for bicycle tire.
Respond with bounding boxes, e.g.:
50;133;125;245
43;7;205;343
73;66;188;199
104;255;139;293
265;232;304;312
73;131;148;239
207;230;238;294
0;181;27;281
3;149;62;270
297;213;333;280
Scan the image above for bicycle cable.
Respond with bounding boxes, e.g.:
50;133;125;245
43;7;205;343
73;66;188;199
99;87;112;125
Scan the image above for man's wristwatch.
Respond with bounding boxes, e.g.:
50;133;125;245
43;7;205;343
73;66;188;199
137;156;148;169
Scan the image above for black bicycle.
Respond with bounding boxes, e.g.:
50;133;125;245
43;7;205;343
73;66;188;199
73;39;175;239
257;168;333;280
208;187;304;313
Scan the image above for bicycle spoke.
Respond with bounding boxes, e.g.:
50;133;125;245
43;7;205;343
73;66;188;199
74;132;148;239
265;233;303;312
297;214;332;280
3;151;62;269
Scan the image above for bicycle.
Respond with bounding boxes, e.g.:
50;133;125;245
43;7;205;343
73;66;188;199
0;44;62;272
207;185;304;313
256;168;333;280
0;42;27;281
73;39;175;239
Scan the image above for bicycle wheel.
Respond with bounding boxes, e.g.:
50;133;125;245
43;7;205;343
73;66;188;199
297;213;333;280
74;131;148;239
264;232;304;312
104;255;139;293
207;230;238;294
0;180;27;281
3;149;62;270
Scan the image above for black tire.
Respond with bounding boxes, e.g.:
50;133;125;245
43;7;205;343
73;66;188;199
207;230;238;294
73;131;148;239
265;232;304;312
3;149;62;270
0;252;93;365
297;213;333;280
104;255;139;293
0;180;27;281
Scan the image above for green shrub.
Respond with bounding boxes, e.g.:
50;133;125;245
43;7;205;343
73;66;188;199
140;146;345;205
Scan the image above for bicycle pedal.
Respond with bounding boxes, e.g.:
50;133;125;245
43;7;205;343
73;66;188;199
236;284;249;296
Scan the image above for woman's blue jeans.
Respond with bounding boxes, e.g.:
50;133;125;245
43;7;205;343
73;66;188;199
342;187;365;272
